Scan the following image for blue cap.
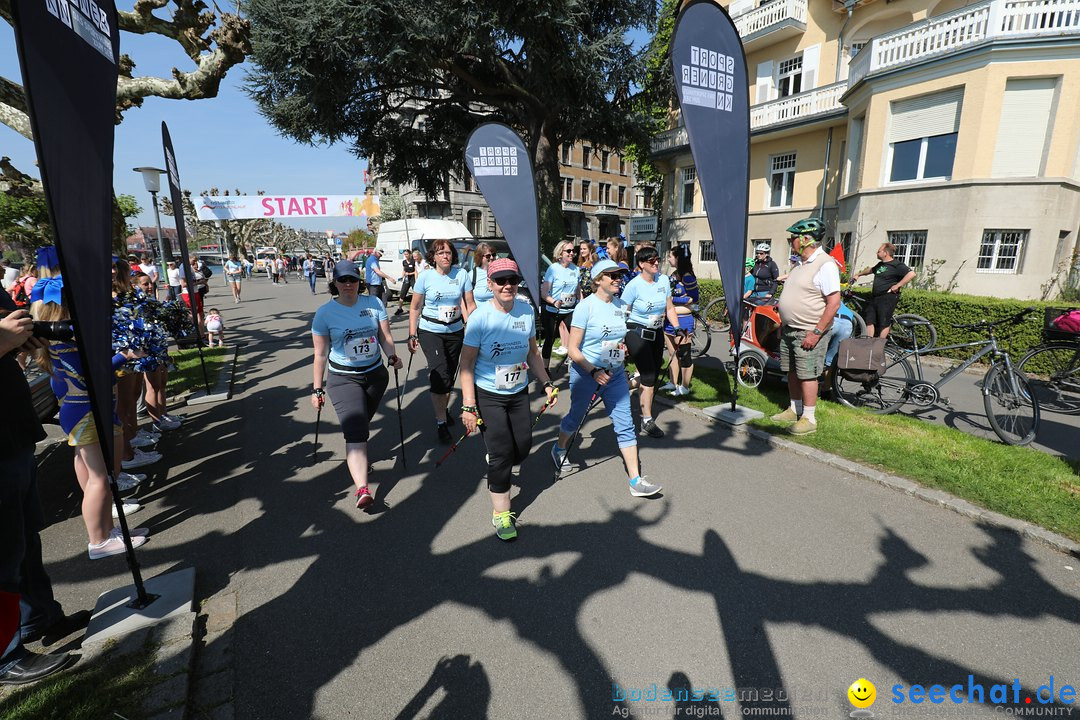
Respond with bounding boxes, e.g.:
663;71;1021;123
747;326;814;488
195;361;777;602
333;260;361;280
590;259;619;280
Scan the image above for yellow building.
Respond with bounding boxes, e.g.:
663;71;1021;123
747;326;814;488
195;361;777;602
650;0;1080;299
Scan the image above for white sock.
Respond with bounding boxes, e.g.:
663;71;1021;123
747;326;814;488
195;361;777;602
803;405;817;424
790;400;804;415
642;415;652;425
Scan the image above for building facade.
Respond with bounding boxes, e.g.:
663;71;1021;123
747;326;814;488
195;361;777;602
650;0;1080;299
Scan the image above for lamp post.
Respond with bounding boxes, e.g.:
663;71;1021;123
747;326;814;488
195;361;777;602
215;220;228;285
133;167;168;295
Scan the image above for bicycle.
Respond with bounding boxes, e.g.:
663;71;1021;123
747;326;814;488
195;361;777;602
840;287;937;350
832;307;1040;446
1016;307;1080;415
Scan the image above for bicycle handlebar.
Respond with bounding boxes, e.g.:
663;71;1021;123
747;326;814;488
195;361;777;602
950;307;1037;332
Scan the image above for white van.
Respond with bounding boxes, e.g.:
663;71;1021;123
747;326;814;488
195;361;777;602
375;219;473;297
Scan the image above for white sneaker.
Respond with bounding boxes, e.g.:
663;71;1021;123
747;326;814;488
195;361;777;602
553;346;568;357
130;434;157;449
88;534;147;559
122;449;161;470
658;382;677;393
115;473;143;492
674;385;691;396
110;526;149;538
111;501;142;518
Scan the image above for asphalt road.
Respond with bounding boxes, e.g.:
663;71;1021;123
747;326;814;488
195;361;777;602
31;276;1080;719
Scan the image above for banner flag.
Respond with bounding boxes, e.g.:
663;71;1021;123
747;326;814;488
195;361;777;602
196;194;380;221
464;123;541;306
670;1;750;398
11;0;120;476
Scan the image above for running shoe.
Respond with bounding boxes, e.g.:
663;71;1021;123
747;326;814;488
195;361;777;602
88;534;147;560
151;418;180;433
162;413;184;424
437;422;452;444
355;486;374;509
109;526;149;538
658;382;677;393
130;434;157;449
551;442;567;471
115;473;143;492
629;476;662;498
122;449;161;470
491;510;518;541
640;419;665;438
136;429;161;442
111;501;142;518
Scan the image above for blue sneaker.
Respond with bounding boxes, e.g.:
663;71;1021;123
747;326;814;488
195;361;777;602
551;443;567;471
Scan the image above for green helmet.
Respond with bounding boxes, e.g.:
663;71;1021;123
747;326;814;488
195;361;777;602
785;217;826;241
745;258;755;271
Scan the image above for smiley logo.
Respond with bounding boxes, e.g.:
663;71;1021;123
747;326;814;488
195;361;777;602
848;678;877;709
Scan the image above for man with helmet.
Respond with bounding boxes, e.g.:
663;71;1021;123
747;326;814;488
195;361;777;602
748;242;779;300
772;218;841;435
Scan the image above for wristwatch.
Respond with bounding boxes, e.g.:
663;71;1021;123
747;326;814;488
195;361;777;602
811;328;824;336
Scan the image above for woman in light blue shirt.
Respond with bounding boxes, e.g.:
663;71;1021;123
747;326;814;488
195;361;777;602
540;239;580;372
407;239;475;443
468;242;496;306
551;260;661;498
224;254;244;303
459;258;557;541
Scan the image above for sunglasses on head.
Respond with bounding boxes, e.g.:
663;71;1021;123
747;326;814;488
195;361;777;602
492;275;521;286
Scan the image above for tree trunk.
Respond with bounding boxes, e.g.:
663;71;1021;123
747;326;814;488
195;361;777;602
533;123;563;258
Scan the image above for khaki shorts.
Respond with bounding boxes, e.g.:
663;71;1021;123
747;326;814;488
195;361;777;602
779;325;831;380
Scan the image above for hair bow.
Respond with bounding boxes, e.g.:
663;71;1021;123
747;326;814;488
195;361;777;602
30;275;64;305
36;246;60;270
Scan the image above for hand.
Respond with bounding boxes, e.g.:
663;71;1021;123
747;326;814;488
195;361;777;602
387;354;403;369
311;391;325;410
554;300;562;309
0;309;33;355
801;332;821;351
544;385;559;408
594;368;611;386
408;336;419;354
19;336;49;353
889;284;900;293
461;408;478;435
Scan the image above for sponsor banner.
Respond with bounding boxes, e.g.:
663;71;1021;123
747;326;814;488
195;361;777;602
196;194;380;221
671;0;750;359
464;123;540;305
12;0;120;470
162;123;204;346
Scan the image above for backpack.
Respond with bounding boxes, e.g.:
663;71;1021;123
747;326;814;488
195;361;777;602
836;336;888;383
8;276;31;308
1051;309;1080;335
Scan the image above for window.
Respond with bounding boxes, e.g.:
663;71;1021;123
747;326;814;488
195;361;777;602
679;167;696;214
840;232;853;264
463;173;473;193
618;186;626;207
599;183;612;205
643;186;654;210
849;42;866;60
777;55;803;98
467;210;483;238
889;134;958;182
562;177;574;201
582;146;592;169
699;241;717;262
561;143;572;165
581;180;591;203
888;89;962;183
619;157;626;175
768;153;796;208
601;150;610;172
978;230;1027;274
886;230;928;269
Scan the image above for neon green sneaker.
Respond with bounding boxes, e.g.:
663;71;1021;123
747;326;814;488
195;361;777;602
491;510;518;541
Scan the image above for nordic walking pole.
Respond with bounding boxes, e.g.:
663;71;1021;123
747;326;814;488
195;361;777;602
555;375;607;480
311;391;324;466
531;387;560;428
435;417;484;468
393;362;406;469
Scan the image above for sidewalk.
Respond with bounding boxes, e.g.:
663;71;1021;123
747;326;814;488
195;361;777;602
21;277;1080;719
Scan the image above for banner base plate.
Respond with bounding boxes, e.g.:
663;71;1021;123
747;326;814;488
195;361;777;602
702;404;764;426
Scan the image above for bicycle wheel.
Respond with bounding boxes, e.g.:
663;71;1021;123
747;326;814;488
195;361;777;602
736;349;767;388
850;312;867;338
1017;343;1080;415
832;345;912;414
702;297;730;333
890;314;937;352
982;365;1039;445
690;312;712;358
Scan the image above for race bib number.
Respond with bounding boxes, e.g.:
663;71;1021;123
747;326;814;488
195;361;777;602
346;336;379;363
601;340;625;365
438;305;461;323
645;314;663;329
559;293;577;307
495;362;528;391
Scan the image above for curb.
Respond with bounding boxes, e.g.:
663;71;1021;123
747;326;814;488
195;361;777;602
652;393;1080;558
173;345;240;408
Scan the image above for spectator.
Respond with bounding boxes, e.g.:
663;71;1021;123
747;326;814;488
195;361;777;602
166;261;182;301
397;249;417;315
138;254;159;298
661;245;698;397
749;243;779;299
771;217;841;436
852;243;917;339
7;264;37;309
365;248;391;302
276;256;288;284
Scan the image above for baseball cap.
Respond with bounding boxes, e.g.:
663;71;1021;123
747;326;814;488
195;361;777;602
333;260;361;280
590;259;620;280
487;258;520;280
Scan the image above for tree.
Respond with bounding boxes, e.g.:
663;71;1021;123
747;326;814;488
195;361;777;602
345;229;374;251
246;0;656;253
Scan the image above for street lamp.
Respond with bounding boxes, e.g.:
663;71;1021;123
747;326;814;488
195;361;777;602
133;167;168;296
215;220;228;285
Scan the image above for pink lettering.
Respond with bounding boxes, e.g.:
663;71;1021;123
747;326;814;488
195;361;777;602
287;197;303;215
274;198;287;215
317;198;327;215
303;197;316;214
262;198;275;216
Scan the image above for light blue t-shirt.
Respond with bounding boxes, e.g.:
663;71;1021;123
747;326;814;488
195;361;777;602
471;266;493;304
365;255;383;286
224;260;243;277
414;266;472;333
571;294;629;369
543;263;579;314
621;274;671;329
311;296;388;372
463;299;535;395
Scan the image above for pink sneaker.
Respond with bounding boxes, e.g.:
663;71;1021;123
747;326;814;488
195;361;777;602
355;486;374;510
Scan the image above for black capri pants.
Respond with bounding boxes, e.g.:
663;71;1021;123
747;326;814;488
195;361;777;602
326;365;390;443
864;292;900;331
541;309;572;359
477;387;533;494
624;323;665;387
418;328;464;394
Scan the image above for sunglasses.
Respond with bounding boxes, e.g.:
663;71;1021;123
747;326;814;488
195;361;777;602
481;253;496;259
336;276;360;284
562;250;574;255
600;272;622;281
493;276;521;286
639;257;659;264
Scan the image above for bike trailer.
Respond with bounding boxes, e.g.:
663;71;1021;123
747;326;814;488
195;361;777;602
836;337;889;383
1046;307;1080;340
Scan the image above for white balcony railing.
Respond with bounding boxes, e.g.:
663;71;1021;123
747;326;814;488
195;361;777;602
849;0;1080;86
650;125;688;155
751;81;848;129
562;200;583;213
594;203;620;216
734;0;808;39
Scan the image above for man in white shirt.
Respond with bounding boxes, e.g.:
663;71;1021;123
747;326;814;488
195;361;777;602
138;254;159;298
166;261;182;301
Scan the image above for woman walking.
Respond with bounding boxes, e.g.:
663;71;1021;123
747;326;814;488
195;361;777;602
540;240;579;371
303;253;318;295
576;240;597;300
224;254;244;303
661;246;700;397
459;259;557;541
621;246;682;438
468;242;497;309
311;260;402;509
407;239;474;443
551;259;661;498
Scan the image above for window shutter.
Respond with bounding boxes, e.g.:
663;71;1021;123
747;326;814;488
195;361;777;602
801;44;820;91
846;117;864;193
992;78;1057;178
756;61;774;104
888;89;964;143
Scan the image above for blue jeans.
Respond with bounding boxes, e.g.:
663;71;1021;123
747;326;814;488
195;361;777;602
560;363;637;449
307;273;317;293
825;316;854;367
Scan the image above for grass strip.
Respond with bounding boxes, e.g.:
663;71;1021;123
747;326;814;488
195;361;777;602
0;643;156;720
166;346;229;396
639;361;1080;541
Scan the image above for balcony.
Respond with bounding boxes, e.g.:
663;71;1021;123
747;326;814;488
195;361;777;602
849;0;1080;87
650;125;689;156
734;0;808;52
562;200;583;213
594;203;620;217
751;81;848;132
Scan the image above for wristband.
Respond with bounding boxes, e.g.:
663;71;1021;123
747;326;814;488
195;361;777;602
590;367;604;378
312;388;325;397
461;405;478;415
543;381;555;390
408;334;419;341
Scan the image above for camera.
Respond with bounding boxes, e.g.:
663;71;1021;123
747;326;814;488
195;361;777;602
32;321;75;341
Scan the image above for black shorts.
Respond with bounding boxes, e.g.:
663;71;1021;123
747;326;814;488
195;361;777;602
624;323;665;387
368;285;385;301
325;365;390;443
418;329;464;394
864;293;900;330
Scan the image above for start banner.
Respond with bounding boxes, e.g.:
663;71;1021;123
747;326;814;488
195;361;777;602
195;194;381;221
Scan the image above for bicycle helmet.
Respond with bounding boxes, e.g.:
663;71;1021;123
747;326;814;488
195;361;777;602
785;217;826;241
754;243;771;254
745;258;755;271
